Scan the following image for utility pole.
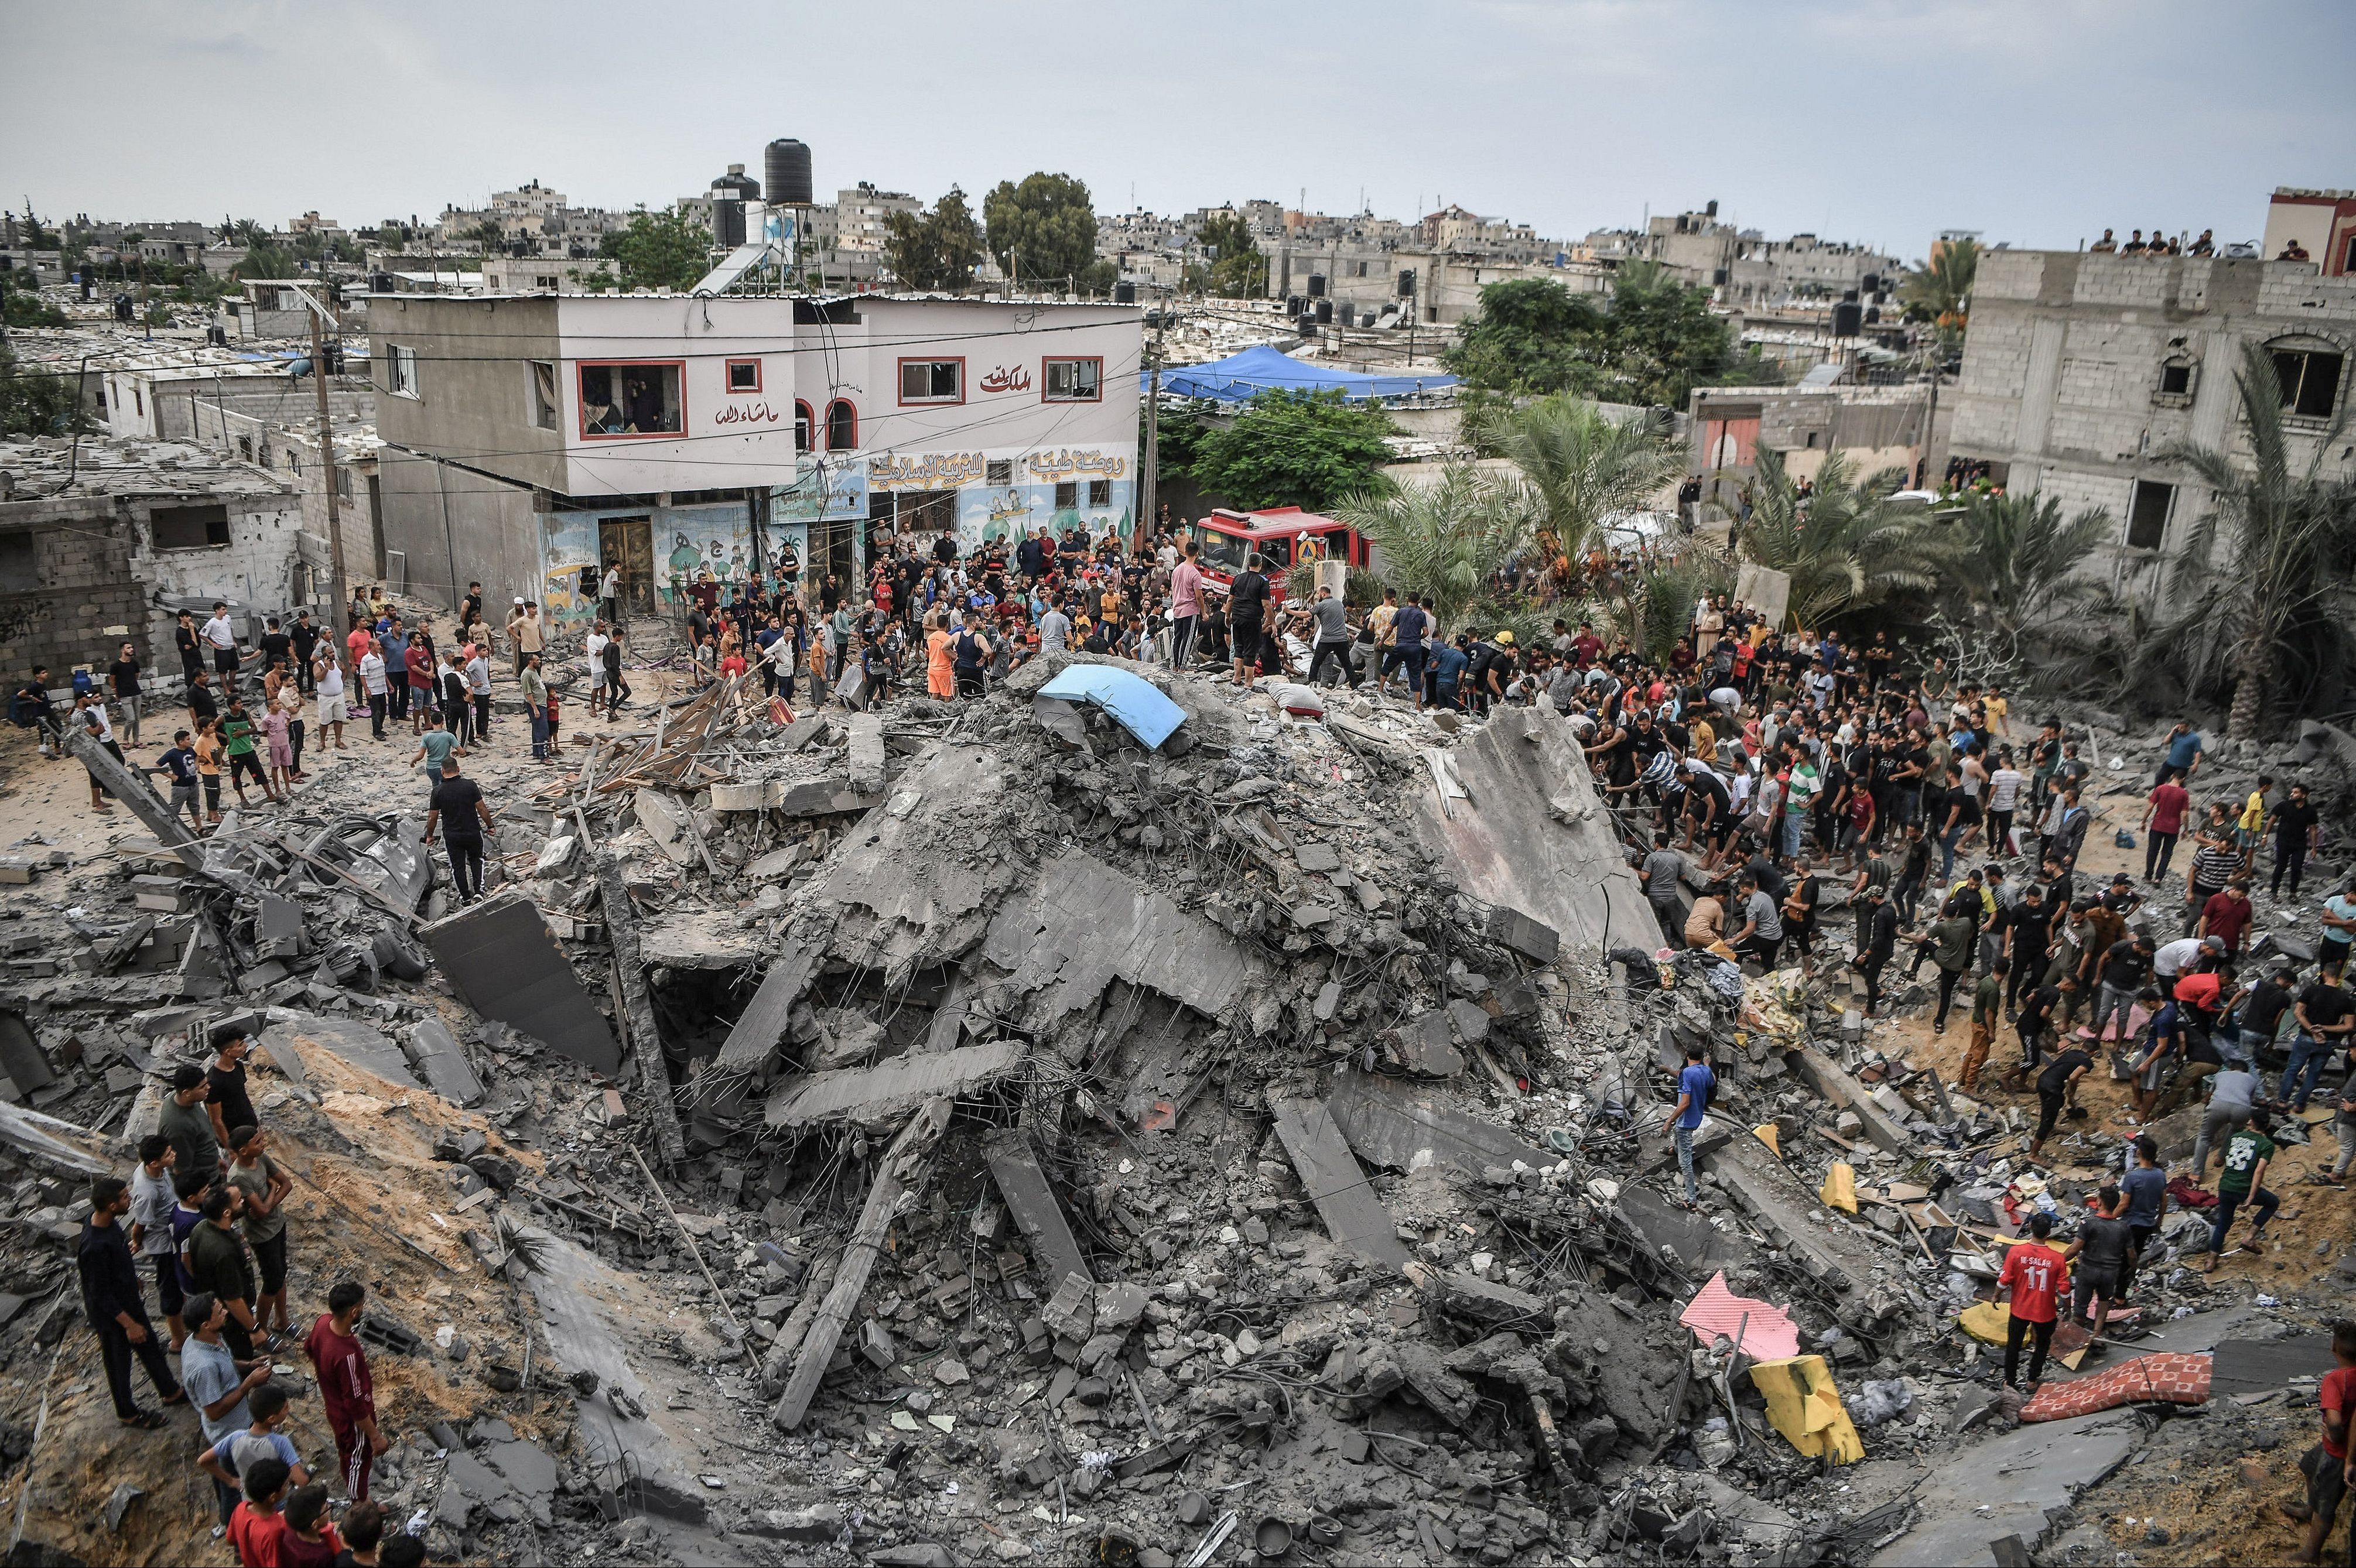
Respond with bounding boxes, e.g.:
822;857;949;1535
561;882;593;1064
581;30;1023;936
303;290;351;631
1140;304;1167;541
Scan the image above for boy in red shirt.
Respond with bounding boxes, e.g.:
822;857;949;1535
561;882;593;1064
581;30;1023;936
304;1281;382;1500
1998;1211;2070;1390
226;1456;288;1568
2299;1319;2356;1564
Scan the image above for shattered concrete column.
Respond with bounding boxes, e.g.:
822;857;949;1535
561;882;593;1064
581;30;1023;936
774;1097;952;1431
591;847;686;1168
65;729;203;872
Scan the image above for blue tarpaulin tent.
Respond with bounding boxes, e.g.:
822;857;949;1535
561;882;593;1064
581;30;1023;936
1145;344;1457;403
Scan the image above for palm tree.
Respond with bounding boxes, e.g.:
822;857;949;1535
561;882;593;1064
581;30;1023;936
1336;465;1533;638
1900;236;1978;328
1736;448;1939;629
1615;547;1735;666
1920;489;2115;665
1478;395;1686;563
2154;341;2356;737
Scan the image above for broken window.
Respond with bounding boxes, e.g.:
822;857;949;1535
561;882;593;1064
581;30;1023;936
529;361;559;430
2125;480;2173;550
987;458;1013;485
152;503;232;550
1042;357;1101;402
2157;358;2193;397
898;358;962;404
336;466;353;499
726;358;762;393
901;491;956;533
237;436;253;463
2271;344;2344;419
388;344;419;399
578;361;683;437
1054;481;1077;509
0;533;35;592
825;399;856;451
1089;478;1111;507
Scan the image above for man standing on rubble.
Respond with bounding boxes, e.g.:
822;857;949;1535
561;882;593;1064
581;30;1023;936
161;1063;222;1190
1856;885;1898;1016
305;1279;383;1502
424;756;494;905
1666;1042;1716;1209
1729;872;1783;969
79;1175;183;1429
184;1185;265;1359
2205;1107;2280;1269
2029;1039;2095;1162
1997;1211;2068;1391
521;654;551;762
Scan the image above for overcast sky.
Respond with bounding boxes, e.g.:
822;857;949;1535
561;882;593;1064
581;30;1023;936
6;0;2349;259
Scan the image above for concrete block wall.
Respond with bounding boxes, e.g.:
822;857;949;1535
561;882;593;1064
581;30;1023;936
0;509;147;682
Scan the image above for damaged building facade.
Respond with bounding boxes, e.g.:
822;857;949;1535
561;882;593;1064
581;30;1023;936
0;438;313;682
1947;246;2356;600
370;292;1140;618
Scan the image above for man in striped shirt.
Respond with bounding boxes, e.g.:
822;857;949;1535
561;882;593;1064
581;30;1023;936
2186;833;2242;939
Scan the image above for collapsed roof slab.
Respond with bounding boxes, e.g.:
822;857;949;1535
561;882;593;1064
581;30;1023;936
1870;1408;2142;1567
811;745;1024;976
714;940;819;1072
980;847;1254;1026
1325;1070;1548;1180
420;893;621;1076
1412;706;1655;958
764;1039;1025;1131
1271;1095;1413;1273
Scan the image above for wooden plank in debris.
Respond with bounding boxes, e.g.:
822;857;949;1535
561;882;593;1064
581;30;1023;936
985;1132;1093;1291
1270;1097;1412;1273
774;1098;950;1431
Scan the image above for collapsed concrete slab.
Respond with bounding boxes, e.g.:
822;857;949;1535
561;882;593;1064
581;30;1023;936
715;942;819;1071
1870;1408;2142;1567
1325;1071;1548;1179
1270;1095;1411;1272
404;1020;485;1107
1412;706;1655;957
270;1012;423;1090
763;1040;1024;1130
420;892;620;1076
986;1131;1093;1291
981;848;1253;1026
809;745;1023;977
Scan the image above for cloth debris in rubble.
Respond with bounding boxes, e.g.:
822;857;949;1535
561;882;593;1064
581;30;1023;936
1680;1271;1801;1361
1035;665;1188;749
2019;1352;2213;1422
1819;1160;1858;1214
1750;1354;1864;1464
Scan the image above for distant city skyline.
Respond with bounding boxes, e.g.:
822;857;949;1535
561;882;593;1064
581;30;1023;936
6;0;2349;261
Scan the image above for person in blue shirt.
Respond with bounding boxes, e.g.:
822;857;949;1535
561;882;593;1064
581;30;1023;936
2158;723;2204;787
1666;1042;1717;1207
1429;635;1471;711
378;625;409;723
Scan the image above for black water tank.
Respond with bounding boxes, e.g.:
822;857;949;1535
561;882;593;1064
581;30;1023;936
1832;302;1863;337
1298;316;1319;338
1307;273;1326;298
1113;280;1136;304
764;139;813;207
1315;298;1333;323
1398;269;1417;297
1285;295;1302;316
1861;272;1881;295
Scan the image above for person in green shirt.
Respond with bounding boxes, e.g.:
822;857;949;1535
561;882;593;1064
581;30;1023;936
225;1125;293;1346
410;713;461;793
158;1064;221;1190
2204;1107;2279;1271
1961;956;2007;1091
217;699;277;807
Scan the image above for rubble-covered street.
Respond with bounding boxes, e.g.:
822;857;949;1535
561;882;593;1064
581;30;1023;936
0;629;2350;1568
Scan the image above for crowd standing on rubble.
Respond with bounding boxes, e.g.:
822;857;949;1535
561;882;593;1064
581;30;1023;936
6;492;2356;1566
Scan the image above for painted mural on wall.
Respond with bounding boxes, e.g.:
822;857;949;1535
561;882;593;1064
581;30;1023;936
659;506;758;606
958;481;1133;547
538;504;755;625
541;512;602;626
774;456;864;523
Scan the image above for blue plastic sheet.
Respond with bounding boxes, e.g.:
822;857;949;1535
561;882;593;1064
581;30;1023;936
1144;344;1458;403
1036;665;1187;750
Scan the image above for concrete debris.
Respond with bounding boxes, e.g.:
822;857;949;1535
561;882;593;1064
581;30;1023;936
419;892;620;1075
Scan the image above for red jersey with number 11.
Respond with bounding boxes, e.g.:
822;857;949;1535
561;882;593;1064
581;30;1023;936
1999;1240;2068;1324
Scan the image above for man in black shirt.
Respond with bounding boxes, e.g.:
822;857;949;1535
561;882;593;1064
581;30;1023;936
259;619;293;691
1856;886;1898;1015
2090;935;2155;1049
81;1176;182;1426
425;756;495;903
2002;885;2054;1011
2235;967;2296;1070
2067;1186;2135;1334
289;612;319;696
2031;1046;2094;1159
2006;975;2073;1086
1227;556;1271;685
107;641;144;747
186;670;219;728
2270;783;2321;899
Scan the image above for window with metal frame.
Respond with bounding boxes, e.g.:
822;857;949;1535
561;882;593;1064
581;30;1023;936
726;359;762;394
388;345;419;399
2270;344;2344;419
578;361;683;438
1042;357;1102;402
2125;480;2173;550
898;359;962;405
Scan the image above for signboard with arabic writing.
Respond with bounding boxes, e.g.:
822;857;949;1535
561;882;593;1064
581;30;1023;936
867;451;988;492
1024;449;1128;481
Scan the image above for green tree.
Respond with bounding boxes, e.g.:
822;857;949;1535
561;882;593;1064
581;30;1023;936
1736;448;1937;629
2;289;67;328
1918;489;2114;673
234;241;296;280
1616;549;1736;666
1479;396;1685;560
883;186;985;293
20;205;51;249
1446;263;1766;408
1900;237;1978;328
2149;341;2356;737
1196;211;1266;298
0;343;86;436
1186;389;1396;512
597;207;713;292
1336;465;1531;636
982;173;1099;292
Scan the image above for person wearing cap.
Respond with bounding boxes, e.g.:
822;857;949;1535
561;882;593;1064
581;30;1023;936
2154;932;2225;984
160;1063;223;1190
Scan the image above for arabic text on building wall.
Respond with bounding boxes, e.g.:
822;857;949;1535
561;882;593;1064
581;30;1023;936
867;451;987;491
1024;449;1127;480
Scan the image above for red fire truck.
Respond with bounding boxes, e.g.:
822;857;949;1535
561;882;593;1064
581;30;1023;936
1184;508;1370;602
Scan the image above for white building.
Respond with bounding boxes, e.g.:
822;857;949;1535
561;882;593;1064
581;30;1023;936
369;292;1141;621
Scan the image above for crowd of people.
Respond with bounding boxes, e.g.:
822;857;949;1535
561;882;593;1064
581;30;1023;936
2089;227;2219;257
77;1019;402;1566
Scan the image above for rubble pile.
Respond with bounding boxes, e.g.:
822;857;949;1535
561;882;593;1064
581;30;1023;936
2;655;2354;1565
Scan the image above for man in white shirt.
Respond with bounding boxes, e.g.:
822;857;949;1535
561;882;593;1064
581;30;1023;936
583;623;609;683
599;566;622;626
200;603;241;690
357;648;389;741
1037;597;1072;655
464;651;493;738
